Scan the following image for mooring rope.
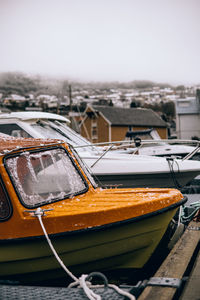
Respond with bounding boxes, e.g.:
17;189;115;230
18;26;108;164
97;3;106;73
34;208;78;282
33;207;136;300
166;157;182;189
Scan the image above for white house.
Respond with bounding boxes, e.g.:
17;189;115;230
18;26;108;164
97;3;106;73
175;93;200;139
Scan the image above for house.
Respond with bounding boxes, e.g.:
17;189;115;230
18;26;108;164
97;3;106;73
175;92;200;139
80;105;168;143
3;94;28;110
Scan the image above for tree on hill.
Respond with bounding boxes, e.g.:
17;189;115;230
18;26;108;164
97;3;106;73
0;72;40;96
162;101;175;119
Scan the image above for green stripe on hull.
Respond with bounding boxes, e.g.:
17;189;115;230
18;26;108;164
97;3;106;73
0;207;177;283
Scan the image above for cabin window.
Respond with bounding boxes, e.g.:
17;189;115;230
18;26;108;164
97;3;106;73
0;124;31;138
177;101;190;107
5;147;88;208
91;118;98;141
0;180;11;221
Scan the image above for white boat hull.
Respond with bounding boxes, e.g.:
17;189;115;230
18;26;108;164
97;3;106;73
94;170;199;188
83;154;200;188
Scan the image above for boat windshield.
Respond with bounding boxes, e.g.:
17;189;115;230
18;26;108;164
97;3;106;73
52;121;94;148
5;147;88;208
31;122;70;141
31;120;98;152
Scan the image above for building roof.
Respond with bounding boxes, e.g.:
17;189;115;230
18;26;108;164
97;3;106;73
91;105;167;127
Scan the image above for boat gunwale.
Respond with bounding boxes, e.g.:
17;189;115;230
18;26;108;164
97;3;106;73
3;144;89;210
0;196;187;244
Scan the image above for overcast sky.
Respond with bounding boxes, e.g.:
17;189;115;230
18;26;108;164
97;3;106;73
0;0;199;85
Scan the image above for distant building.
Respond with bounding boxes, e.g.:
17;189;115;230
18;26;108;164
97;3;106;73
175;93;200;139
3;94;28;109
80;105;167;143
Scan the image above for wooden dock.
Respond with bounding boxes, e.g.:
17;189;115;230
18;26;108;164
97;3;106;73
138;220;200;300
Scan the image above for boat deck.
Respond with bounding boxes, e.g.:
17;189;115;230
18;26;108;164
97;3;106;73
138;220;200;300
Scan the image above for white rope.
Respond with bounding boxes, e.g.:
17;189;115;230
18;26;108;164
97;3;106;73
35;208;78;283
69;275;136;300
108;284;136;299
34;207;136;300
79;274;101;300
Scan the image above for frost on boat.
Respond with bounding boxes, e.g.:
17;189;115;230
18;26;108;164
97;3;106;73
5;148;87;207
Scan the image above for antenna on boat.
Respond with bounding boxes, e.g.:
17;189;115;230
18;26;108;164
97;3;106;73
68;84;73;128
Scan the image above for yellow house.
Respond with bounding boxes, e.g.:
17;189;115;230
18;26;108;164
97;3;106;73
80;105;168;143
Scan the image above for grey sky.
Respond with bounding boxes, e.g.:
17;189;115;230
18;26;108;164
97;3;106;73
0;0;199;84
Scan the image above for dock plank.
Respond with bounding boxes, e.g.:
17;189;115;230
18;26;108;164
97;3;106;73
180;248;200;300
138;221;200;300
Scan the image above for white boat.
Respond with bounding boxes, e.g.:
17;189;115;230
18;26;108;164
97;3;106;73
0;111;199;188
120;128;200;160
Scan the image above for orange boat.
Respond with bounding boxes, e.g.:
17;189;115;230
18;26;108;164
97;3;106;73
0;135;186;283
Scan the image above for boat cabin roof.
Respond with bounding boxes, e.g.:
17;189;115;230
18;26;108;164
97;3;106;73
0;135;61;155
0;111;70;123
